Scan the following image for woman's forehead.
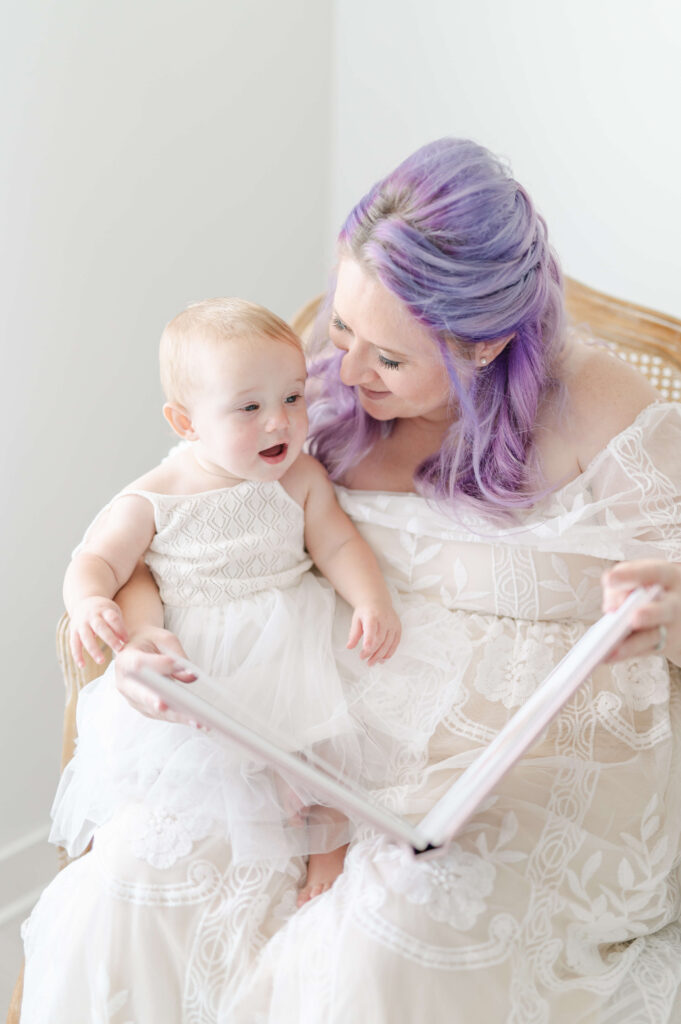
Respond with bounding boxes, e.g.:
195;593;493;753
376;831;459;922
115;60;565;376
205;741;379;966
334;258;439;358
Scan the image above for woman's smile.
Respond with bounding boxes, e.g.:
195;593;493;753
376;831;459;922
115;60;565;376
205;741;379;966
358;385;391;401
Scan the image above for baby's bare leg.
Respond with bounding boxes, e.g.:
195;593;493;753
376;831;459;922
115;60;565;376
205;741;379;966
297;804;349;906
297;843;349;907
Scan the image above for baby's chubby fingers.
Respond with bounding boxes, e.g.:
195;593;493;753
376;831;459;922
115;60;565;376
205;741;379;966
380;625;402;662
91;609;128;655
346;612;379;660
346;613;364;652
78;622;107;666
69;597;128;665
348;603;402;663
357;614;382;660
365;623;402;665
69;629;85;668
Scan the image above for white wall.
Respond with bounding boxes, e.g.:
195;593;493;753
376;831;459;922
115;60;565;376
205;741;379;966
331;0;681;317
0;0;332;914
4;0;679;929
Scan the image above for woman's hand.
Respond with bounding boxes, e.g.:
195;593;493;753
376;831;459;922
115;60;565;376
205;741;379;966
347;600;402;666
602;560;681;666
70;596;128;667
114;627;199;724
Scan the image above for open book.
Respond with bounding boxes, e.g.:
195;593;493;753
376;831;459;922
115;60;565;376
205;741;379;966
133;586;657;861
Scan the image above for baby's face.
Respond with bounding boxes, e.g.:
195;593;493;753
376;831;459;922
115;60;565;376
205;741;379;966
187;335;308;483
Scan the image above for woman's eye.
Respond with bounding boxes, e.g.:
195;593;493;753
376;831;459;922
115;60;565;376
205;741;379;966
378;353;401;370
330;315;347;332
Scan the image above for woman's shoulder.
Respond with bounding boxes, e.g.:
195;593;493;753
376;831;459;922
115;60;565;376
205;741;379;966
555;340;662;472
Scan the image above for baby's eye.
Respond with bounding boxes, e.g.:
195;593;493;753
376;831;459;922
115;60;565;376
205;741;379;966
378;353;401;370
241;403;259;413
284;393;302;405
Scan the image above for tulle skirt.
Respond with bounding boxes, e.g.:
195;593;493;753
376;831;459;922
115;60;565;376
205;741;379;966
50;573;361;866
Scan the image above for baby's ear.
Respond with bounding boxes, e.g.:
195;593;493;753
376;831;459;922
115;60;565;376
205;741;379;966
163;402;198;441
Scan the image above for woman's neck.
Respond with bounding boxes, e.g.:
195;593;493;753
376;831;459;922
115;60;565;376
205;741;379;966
341;416;451;492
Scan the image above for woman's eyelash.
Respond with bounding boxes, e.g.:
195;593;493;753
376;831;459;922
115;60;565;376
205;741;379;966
378;354;401;370
331;313;400;368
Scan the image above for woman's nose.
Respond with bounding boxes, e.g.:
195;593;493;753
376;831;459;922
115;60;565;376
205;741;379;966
338;341;375;387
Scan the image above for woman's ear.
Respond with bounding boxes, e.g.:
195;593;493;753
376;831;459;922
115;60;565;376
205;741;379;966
163;402;198;441
477;333;515;368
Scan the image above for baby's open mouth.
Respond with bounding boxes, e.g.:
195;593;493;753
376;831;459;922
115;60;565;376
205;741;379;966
259;443;288;463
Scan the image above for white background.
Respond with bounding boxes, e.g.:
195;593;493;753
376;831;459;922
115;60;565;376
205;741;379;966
2;0;679;925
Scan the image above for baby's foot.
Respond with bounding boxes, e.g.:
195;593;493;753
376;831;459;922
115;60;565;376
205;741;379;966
297;846;348;908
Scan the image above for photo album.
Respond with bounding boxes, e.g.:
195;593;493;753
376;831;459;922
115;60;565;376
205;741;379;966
134;586;657;861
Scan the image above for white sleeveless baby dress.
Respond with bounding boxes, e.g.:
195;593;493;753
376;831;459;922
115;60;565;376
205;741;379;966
50;479;360;867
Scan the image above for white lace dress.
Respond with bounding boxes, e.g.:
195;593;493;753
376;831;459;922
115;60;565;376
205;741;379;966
22;402;681;1023
229;401;681;1023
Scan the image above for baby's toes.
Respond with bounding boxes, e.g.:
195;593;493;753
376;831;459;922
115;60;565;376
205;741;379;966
296;881;329;908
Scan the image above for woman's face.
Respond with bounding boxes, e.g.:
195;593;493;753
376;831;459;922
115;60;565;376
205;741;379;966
330;258;453;423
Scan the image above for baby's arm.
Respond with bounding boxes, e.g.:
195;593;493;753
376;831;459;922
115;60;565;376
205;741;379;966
64;495;156;668
298;458;401;665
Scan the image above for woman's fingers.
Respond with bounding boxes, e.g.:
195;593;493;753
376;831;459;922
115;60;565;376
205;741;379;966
602;560;675;611
602;560;681;664
607;626;667;663
114;642;198;723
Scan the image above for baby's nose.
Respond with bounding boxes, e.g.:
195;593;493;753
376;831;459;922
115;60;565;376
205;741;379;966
265;408;288;431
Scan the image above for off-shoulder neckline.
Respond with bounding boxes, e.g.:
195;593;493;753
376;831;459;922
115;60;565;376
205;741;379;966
335;400;673;507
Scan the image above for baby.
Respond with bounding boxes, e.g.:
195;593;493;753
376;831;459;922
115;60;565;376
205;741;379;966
61;297;401;903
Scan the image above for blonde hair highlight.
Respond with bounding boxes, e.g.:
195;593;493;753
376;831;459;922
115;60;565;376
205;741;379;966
160;297;303;405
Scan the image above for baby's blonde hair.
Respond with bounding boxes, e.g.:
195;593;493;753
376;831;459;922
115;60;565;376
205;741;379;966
160;297;304;405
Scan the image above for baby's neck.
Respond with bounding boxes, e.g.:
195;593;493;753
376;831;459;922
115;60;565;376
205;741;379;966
190;449;244;487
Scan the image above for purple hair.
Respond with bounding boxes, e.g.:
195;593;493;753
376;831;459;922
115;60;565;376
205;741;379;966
307;138;565;514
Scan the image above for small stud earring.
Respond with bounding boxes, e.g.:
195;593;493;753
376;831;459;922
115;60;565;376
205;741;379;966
479;356;488;367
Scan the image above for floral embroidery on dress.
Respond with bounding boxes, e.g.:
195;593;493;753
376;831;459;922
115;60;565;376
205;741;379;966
128;805;215;869
377;842;496;930
612;657;670;711
473;622;556;708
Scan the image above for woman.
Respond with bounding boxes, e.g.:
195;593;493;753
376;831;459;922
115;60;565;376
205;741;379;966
22;138;681;1022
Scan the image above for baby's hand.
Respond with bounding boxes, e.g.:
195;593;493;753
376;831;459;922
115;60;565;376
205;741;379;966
69;596;128;668
347;601;401;666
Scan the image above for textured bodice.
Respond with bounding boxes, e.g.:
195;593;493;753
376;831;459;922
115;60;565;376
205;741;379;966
128;480;312;607
336;402;681;624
